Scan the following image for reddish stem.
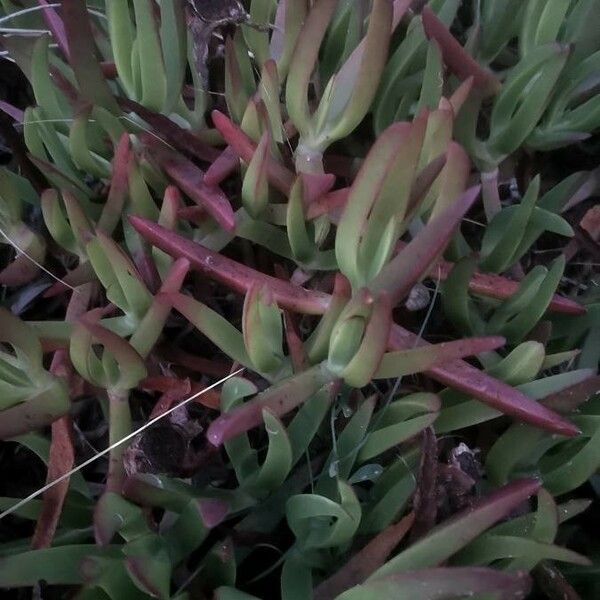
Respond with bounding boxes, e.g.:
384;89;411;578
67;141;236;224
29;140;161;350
129;216;330;314
120;97;220;163
211;109;295;194
156;345;233;378
129;217;580;437
31;285;91;549
421;6;501;96
204;146;239;186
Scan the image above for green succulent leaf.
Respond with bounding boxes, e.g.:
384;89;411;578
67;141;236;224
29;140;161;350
371;479;541;577
358;394;440;462
242;131;271;219
336;567;532;600
287;480;361;550
242;284;285;374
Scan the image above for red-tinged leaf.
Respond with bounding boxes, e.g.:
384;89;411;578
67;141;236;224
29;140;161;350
369;186;481;304
43;261;95;298
158;257;190;294
429;142;471;217
77;317;146;389
37;0;69;60
193;386;221;410
275;265;308;373
285;0;338;135
580;204;600;241
119;97;219;163
283;309;308;373
448;77;474;115
149;377;191;418
101;61;117;79
28;154;93;200
392;0;413;27
60;0;118;112
336;120;421;286
542;375;600;413
129;257;190;356
206;364;335;446
141;376;221;412
211;110;257;163
421;6;501;96
142;140;235;232
372;478;541;577
308;187;350;220
47;65;79;108
0;101;24;123
322;0;392;143
178;205;208;226
30;417;73;549
204;146;239;186
157;345;232;379
211;110;295;194
340;291;394;388
374;336;506;378
387;325;579;437
128;217;330;314
301;173;336;206
129;218;579;436
31;284;91;547
125;555;170;600
314;513;415;600
410;428;438;542
242;132;271;218
534;562;581;600
98;133;130;235
341;567;531;600
139;251;184;300
159;186;181;229
0;253;41;286
199;498;229;528
406;153;449;216
394;239;583;315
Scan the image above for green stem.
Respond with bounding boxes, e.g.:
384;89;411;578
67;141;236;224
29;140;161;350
106;388;132;493
294;142;325;175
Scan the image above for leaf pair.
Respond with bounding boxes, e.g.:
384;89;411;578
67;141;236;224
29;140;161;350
327;289;392;387
286;0;393;166
70;314;146;392
434;343;593;434
0;309;69;439
374;0;461;132
479;176;573;273
335;119;426;289
0;170;46;286
42;189;93;262
168;283;287;379
458;43;570;168
487;394;600;496
453;489;590;570
106;0;187;114
443;252;568;344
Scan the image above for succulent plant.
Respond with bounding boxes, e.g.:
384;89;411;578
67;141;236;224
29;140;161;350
0;1;597;599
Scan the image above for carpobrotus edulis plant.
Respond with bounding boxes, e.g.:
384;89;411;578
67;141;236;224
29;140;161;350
0;1;598;598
